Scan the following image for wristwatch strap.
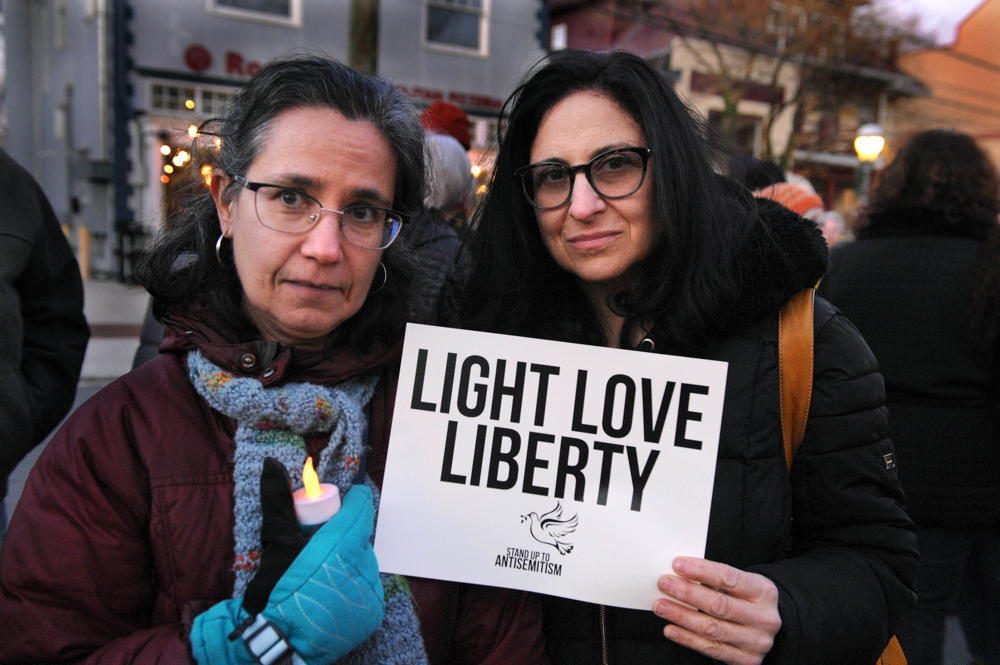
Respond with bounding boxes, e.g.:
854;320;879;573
240;614;306;665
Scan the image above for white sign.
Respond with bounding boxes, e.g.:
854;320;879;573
374;324;727;610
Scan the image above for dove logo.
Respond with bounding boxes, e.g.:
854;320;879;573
521;502;579;555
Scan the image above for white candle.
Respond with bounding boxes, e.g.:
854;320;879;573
293;457;341;526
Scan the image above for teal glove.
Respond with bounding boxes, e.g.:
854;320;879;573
191;482;384;665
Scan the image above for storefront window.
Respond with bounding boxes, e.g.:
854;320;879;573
201;90;235;116
151;84;196;113
150;83;235;117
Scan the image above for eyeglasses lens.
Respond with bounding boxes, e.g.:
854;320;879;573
340;207;400;249
253;186;315;233
523;148;647;209
253;185;401;249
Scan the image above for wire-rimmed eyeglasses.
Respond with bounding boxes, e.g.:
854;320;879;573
232;175;405;250
514;147;653;210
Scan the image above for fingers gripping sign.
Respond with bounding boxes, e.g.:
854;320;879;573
652;557;781;665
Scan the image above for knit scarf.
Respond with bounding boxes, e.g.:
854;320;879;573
187;349;428;664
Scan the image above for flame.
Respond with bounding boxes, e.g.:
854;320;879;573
302;456;321;499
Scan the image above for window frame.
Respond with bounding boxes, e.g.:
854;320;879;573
765;0;785;50
423;0;490;57
148;80;239;118
205;0;302;28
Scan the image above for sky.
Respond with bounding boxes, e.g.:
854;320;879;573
881;0;986;44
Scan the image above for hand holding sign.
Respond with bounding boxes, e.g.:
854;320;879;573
652;556;781;665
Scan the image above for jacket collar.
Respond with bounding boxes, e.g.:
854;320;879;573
160;302;401;387
860;206;989;240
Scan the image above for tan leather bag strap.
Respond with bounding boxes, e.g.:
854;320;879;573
778;287;816;466
777;287;908;665
876;637;907;665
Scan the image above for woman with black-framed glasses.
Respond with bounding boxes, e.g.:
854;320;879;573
0;55;546;665
448;49;917;665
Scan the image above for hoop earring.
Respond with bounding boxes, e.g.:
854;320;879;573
215;233;227;267
369;262;388;295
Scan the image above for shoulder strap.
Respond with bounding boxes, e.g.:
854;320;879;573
778;287;816;469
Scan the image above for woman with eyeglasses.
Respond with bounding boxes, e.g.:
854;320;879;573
448;49;917;665
0;56;545;665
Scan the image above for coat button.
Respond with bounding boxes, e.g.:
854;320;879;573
240;353;256;368
262;367;275;378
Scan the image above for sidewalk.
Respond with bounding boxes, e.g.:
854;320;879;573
81;279;150;381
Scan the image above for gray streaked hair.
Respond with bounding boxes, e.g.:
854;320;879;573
424;132;472;213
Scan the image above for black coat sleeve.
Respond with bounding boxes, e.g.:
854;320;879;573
132;300;166;369
0;150;89;487
750;298;918;665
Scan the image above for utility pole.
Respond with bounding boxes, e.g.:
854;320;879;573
349;0;379;74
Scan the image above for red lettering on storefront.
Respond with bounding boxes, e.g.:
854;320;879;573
225;51;263;78
447;91;502;109
226;51;245;75
184;44;212;72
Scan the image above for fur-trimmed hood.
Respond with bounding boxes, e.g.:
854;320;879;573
643;197;828;352
718;198;827;330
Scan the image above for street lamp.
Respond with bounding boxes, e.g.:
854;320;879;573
854;123;885;200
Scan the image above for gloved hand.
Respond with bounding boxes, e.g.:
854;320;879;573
190;459;384;665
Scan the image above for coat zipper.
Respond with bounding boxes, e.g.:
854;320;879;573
599;604;610;665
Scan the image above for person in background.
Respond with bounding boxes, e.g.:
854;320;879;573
727;155;785;191
753;180;825;222
0;148;89;543
449;49;917;665
819;129;1000;665
132;298;166;368
424;132;473;225
420;100;473;151
817;210;848;248
959;558;992;665
729;156;836;246
406;132;469;324
0;55;545;664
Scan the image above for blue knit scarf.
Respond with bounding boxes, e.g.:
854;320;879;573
187;349;428;664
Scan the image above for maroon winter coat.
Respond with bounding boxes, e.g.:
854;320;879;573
0;313;546;664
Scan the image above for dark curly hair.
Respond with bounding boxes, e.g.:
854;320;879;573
136;54;425;352
865;129;999;233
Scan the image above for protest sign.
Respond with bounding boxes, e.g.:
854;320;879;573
374;324;728;610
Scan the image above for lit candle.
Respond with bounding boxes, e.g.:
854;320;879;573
292;457;341;527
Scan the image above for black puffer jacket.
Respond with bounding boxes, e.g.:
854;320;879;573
819;207;1000;529
543;203;918;664
0;149;89;496
404;208;462;325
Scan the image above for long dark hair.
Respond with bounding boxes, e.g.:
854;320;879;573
137;54;425;352
453;49;755;352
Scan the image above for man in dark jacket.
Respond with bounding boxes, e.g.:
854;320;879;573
0;148;89;539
